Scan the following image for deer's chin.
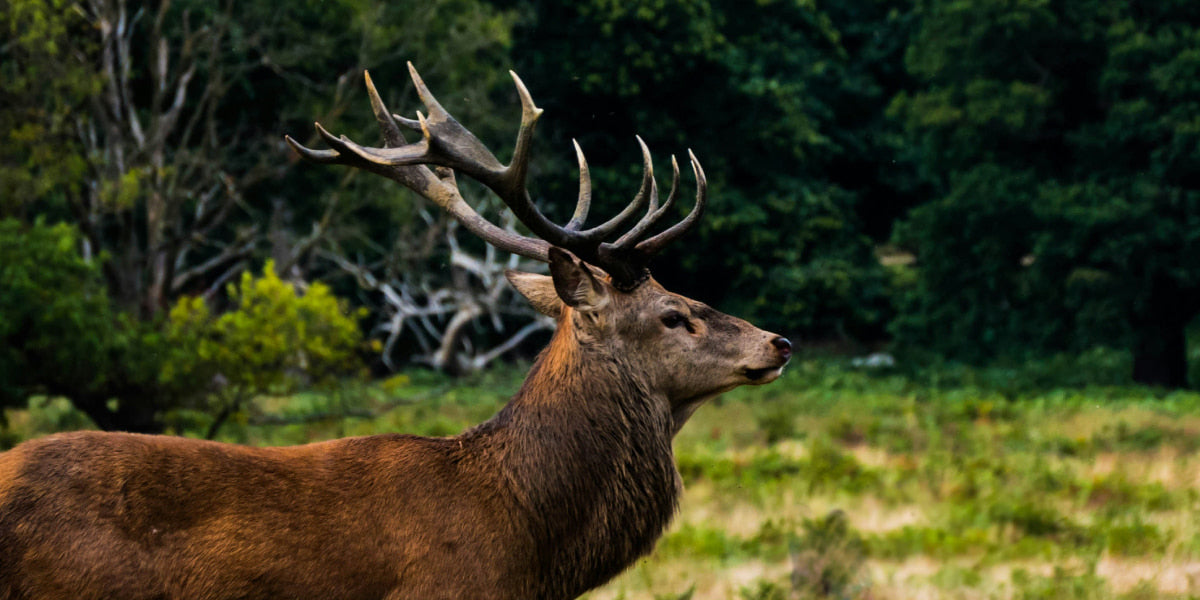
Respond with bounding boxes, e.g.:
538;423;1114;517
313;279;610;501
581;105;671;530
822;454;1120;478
741;365;785;384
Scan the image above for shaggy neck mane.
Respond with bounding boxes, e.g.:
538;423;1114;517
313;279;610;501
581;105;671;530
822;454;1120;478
464;314;680;597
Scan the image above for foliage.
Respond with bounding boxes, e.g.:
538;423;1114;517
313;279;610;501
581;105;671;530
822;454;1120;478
788;510;869;599
890;166;1060;362
0;0;95;218
653;587;695;600
0;219;112;408
891;0;1200;386
0;218;176;431
162;261;366;437
1;0;518;320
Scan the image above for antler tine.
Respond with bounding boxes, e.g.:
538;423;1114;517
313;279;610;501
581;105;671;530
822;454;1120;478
286;122;427;180
633;150;707;257
325;64;506;177
565;139;592;231
284;133;341;164
303;110;434;171
393;113;422;130
575;136;655;241
611;154;681;248
399;64;578;247
405;61;453;124
364;71;406;148
647;177;660;214
505;70;544;199
659;154;682;216
645;157;664;214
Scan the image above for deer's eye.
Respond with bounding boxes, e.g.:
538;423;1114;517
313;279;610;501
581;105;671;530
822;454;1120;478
661;311;692;331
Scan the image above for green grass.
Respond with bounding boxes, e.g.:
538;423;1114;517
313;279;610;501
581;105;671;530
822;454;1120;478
599;355;1200;598
5;353;1200;598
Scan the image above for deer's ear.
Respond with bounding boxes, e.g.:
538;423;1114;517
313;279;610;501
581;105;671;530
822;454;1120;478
505;270;563;318
547;247;609;312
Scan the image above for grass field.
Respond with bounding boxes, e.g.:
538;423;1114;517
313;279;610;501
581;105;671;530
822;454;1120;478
596;361;1200;600
5;352;1200;599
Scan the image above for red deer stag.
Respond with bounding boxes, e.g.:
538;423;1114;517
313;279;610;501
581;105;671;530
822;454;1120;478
0;64;791;600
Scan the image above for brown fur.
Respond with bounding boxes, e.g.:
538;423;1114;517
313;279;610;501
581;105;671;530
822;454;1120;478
0;251;788;600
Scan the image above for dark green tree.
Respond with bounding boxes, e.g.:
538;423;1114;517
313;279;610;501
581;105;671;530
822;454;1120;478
0;219;165;431
891;0;1200;386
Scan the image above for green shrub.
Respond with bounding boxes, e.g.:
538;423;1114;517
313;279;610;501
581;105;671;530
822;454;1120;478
755;401;800;444
1082;474;1175;512
161;261;367;437
788;510;870;599
656;524;743;561
0;218;166;434
1097;519;1166;557
866;525;990;560
738;580;789;600
653;587;695;600
1011;566;1108;600
984;500;1084;543
804;437;880;494
0;219;111;408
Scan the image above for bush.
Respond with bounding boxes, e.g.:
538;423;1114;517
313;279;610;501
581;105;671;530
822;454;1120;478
161;261;367;437
789;510;870;599
0;218;169;431
0;219;108;404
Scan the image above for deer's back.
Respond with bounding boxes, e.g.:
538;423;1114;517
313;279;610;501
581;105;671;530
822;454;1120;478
0;431;532;600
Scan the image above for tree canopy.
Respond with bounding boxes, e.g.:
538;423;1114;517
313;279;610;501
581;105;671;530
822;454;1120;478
891;0;1200;386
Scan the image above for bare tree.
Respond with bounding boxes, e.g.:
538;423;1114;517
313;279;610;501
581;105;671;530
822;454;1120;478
323;201;553;374
78;0;246;313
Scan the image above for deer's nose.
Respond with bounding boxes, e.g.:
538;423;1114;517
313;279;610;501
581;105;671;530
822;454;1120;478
771;336;792;360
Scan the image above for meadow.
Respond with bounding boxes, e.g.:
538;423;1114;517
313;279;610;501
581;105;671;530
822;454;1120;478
5;351;1200;599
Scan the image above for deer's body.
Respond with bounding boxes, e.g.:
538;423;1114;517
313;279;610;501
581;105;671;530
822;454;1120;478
0;66;791;599
2;431;532;599
0;353;677;600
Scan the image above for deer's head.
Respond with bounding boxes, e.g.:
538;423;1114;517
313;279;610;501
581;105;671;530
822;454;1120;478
287;64;791;425
506;250;789;408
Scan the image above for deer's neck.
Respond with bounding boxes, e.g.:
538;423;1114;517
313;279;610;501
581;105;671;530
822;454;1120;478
471;328;680;596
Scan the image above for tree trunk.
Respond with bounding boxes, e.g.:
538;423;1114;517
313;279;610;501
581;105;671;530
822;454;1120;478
1130;280;1198;389
1131;323;1188;388
71;392;164;434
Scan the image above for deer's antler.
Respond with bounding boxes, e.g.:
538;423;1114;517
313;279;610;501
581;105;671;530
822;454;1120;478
285;63;706;291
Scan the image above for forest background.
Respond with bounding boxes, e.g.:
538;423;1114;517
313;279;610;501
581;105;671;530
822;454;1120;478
5;0;1199;434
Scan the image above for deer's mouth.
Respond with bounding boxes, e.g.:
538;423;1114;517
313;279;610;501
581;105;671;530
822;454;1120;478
742;365;784;383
